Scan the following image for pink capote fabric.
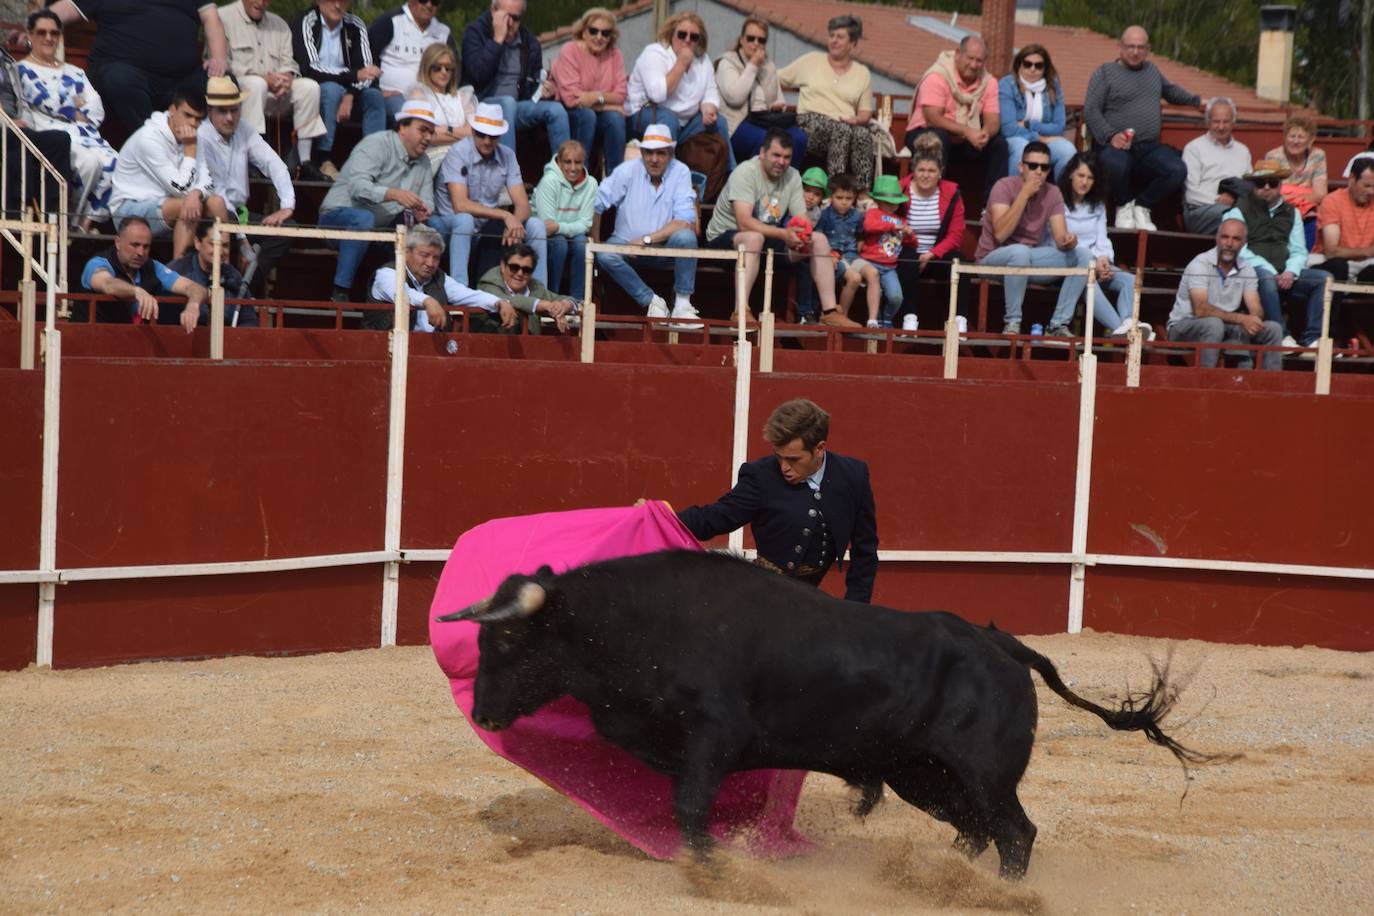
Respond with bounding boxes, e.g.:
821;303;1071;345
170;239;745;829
428;502;811;860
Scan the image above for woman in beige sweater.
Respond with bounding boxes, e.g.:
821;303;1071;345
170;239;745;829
715;17;807;167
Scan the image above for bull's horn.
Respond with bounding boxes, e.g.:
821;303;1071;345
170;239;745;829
435;597;491;622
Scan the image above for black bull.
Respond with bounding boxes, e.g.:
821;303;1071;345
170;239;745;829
438;550;1221;878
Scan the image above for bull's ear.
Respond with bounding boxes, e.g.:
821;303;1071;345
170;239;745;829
535;564;555;580
435;582;546;624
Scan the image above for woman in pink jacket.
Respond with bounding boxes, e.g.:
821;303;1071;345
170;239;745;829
549;8;628;175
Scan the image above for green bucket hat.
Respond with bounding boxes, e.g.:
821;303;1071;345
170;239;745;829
870;174;906;205
801;167;829;192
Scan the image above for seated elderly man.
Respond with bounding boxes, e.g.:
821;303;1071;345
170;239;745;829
1167;218;1283;370
218;0;327;180
1181;97;1252;235
1223;159;1332;350
432;102;547;286
476;242;579;334
461;0;570;157
166;220;259;327
79;216;209;332
593;123;701;328
369;0;457;121
366;223;502;331
110;87;232;260
317;98;437;301
975;141;1091;336
904;34;1007;199
196;75;295;294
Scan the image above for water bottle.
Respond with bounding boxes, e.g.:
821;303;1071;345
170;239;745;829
1030;323;1044;336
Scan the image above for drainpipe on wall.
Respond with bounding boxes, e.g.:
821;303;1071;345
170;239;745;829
653;0;669;34
1256;5;1296;105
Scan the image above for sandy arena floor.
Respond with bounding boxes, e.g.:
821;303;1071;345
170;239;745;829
3;630;1372;914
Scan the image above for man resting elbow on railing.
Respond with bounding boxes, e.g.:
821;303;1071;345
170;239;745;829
80;216;208;333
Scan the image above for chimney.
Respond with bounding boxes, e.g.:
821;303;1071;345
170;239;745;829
982;0;1018;77
1015;0;1044;28
1256;5;1296;104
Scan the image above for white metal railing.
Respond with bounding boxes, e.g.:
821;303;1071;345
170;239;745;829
0;107;68;292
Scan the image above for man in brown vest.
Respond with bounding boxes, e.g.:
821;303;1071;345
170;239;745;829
1223;159;1333;350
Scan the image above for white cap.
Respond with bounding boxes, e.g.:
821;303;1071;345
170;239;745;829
638;124;675;150
397;99;437;126
470;102;510;137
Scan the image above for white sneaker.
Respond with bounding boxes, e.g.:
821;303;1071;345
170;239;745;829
866;319;881;329
668;300;703;329
1115;202;1137;230
956;315;968;335
901;314;919;331
1109;321;1133;337
646;295;669;320
1133;204;1158;231
1282;335;1298;348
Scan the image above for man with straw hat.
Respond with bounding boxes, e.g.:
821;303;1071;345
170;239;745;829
318;96;437;301
593;122;702;328
432;100;548;287
1223;158;1333;352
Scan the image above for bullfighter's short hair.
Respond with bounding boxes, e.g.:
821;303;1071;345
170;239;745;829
764;399;830;450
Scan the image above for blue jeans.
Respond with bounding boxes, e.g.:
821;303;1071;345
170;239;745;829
567;107;627;174
437;212;547;287
546;233;587;297
729;120;808;170
596;230;697;307
1094;139;1187;209
1088;269;1136;331
319;206;379;289
486;96;571;156
383;92;406;122
1257;267;1333;344
630;106;736;170
1006;135;1078;179
874;264;904;325
979;243;1092;326
318;83;386;152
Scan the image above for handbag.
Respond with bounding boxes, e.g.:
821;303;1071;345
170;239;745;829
744;109;798;130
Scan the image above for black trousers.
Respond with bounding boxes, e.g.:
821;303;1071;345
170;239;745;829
3;128;73;218
88;60;206;138
893;255;963;327
904;127;1008;202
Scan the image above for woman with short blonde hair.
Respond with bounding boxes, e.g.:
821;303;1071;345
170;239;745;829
625;10;735;167
549;6;628;173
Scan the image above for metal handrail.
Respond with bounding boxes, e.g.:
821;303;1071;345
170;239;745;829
0;106;68;291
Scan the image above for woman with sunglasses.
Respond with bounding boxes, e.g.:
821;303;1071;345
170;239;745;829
715;18;806;169
15;9;116;230
549;7;628;175
1057;151;1149;338
407;44;472;170
998;44;1077;179
625;11;735;169
777;14;874;189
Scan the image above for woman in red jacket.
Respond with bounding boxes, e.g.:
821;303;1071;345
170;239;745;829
893;148;965;331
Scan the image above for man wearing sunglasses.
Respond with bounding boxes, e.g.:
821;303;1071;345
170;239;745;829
1223;160;1333;351
369;0;457;122
476;242;580;334
975;141;1091;337
462;0;571;160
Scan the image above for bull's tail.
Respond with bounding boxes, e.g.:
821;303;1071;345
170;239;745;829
984;625;1233;769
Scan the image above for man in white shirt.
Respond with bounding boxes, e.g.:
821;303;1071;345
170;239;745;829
1181;98;1252;235
219;0;327;179
110;86;232;259
367;222;502;331
368;1;457;121
197;76;296;294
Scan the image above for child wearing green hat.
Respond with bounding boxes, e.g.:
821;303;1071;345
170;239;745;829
852;174;911;327
801;167;828;224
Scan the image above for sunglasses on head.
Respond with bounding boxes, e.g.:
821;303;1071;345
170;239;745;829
1021;59;1045;70
587;26;612;38
1252;177;1282;189
505;262;534;275
1023;160;1052;172
743;34;767;45
676;29;701;43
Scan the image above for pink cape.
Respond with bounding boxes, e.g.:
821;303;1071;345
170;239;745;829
428;503;811;860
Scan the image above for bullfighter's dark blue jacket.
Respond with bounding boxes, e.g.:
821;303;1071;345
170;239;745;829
677;451;879;603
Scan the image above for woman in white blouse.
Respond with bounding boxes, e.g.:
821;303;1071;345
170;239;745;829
1058;151;1151;338
625;11;735;168
406;44;472;170
16;9;117;229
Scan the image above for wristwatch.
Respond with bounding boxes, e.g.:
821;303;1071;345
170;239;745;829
642;234;652;246
597;92;606;106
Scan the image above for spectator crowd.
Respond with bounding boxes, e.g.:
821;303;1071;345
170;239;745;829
2;2;1371;361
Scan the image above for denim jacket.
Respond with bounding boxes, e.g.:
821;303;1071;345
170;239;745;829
997;74;1066;141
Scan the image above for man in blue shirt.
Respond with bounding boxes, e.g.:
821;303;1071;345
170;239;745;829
79;217;208;332
1223;159;1333;350
166;220;259;327
593;123;701;328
